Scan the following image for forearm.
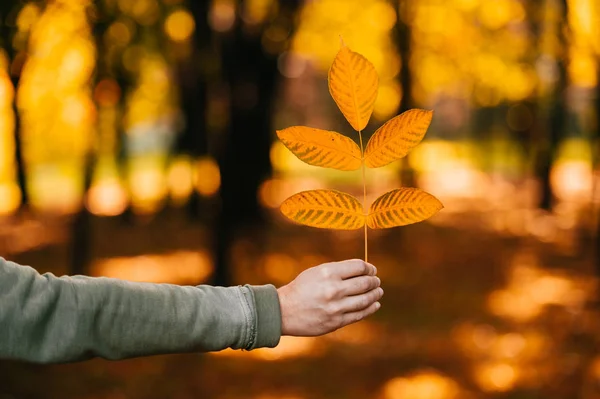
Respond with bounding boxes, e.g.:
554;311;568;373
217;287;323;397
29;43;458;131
0;258;281;364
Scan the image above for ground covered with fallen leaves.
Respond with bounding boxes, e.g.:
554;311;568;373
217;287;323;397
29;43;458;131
0;208;597;399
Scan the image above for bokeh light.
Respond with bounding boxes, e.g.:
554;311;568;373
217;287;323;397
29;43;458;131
209;0;236;32
164;9;195;42
91;250;213;284
382;371;461;399
195;156;221;197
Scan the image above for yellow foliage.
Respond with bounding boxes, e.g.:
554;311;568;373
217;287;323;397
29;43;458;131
0;66;18;214
17;0;96;165
123;54;178;131
280;189;365;230
568;0;600;55
367;188;444;229
0;182;21;216
276;126;362;171
16;3;41;33
410;0;541;105
364;109;433;168
328;43;379;132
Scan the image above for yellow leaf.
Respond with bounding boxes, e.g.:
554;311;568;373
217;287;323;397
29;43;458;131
328;44;378;132
276;126;362;171
367;188;443;229
281;189;365;230
364;109;433;168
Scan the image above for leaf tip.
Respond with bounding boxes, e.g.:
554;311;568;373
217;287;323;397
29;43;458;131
433;196;444;213
420;109;434;124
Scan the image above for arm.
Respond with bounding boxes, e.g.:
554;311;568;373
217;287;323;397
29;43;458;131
0;257;280;364
0;257;383;364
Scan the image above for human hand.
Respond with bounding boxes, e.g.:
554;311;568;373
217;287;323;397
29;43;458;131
276;259;383;337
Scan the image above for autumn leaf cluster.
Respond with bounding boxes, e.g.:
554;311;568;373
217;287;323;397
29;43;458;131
277;43;443;232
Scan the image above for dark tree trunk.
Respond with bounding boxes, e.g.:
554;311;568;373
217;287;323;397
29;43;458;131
69;156;94;275
595;64;600;277
396;3;412;113
214;31;277;286
212;0;300;286
11;86;27;208
173;0;210;220
536;0;569;211
516;0;543;176
395;0;416;188
69;6;109;275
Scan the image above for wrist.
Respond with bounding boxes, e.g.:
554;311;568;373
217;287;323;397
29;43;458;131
246;284;282;349
276;285;292;336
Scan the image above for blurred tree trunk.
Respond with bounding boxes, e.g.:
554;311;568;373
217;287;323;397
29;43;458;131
535;0;569;211
213;0;300;286
69;153;94;275
173;0;210;220
395;0;416;188
214;30;277;286
0;1;28;209
515;1;542;180
69;8;110;275
592;67;600;276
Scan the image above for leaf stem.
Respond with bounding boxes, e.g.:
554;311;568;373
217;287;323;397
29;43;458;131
358;131;368;262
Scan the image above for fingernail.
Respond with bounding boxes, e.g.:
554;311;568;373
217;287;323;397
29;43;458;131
375;276;381;286
379;287;384;296
375;302;381;309
372;266;377;275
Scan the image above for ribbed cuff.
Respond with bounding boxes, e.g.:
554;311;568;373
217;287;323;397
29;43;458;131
245;284;282;350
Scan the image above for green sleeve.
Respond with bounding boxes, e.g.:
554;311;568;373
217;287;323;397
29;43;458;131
0;257;281;364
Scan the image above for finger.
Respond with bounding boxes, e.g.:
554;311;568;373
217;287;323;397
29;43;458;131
340;301;381;327
368;263;377;276
332;259;376;279
339;287;384;313
340;275;380;296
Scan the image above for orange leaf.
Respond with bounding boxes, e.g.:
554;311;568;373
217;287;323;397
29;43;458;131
367;188;443;229
281;189;365;230
364;109;433;168
328;44;378;132
276;126;362;171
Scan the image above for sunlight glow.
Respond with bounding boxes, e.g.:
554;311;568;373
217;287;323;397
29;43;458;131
86;178;129;217
128;158;168;214
168;156;195;205
91;250;213;284
382;371;461;399
487;251;592;322
474;362;517;392
211;336;321;361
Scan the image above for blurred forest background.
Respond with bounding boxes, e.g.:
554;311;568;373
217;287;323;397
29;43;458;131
0;0;599;398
